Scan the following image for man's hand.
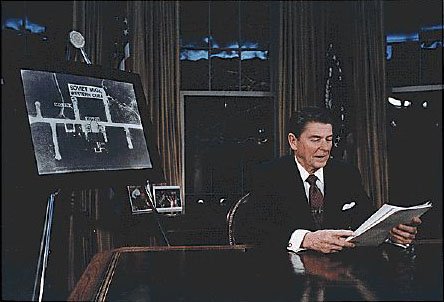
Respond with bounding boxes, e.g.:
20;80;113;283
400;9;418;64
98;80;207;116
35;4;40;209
389;216;422;245
301;230;355;254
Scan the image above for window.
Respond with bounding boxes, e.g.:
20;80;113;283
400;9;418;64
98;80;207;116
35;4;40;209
1;1;72;62
180;1;270;91
180;2;274;217
384;0;443;239
385;0;443;86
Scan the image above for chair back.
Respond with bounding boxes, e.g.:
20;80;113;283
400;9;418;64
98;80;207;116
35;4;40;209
226;192;250;245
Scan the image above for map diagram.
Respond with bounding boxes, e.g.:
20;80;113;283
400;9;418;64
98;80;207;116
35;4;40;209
20;69;153;175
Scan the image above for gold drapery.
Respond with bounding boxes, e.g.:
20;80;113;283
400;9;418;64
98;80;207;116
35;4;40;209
72;0;105;65
271;1;331;156
126;1;182;188
346;1;389;208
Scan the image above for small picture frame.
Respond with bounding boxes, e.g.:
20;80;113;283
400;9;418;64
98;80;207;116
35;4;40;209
152;185;182;214
127;185;153;214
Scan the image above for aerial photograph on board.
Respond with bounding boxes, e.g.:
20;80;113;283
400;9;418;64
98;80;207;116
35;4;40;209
20;69;152;175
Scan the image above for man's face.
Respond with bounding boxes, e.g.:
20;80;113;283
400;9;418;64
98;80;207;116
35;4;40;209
288;122;333;174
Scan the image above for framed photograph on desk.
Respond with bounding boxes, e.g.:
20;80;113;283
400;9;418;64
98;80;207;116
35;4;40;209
127;185;153;214
152;185;182;214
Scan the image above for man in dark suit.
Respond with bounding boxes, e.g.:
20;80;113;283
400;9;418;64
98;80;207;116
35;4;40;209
242;106;421;253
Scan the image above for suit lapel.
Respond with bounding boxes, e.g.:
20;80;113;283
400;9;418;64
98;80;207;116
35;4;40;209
323;163;334;212
323;161;345;227
285;156;313;219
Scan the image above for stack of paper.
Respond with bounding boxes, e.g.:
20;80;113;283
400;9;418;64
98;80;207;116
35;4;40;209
346;201;432;246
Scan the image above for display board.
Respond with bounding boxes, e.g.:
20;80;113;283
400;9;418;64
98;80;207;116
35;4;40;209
4;60;164;188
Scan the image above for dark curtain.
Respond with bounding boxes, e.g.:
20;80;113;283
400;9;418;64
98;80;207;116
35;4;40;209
126;1;182;188
343;1;389;208
72;1;105;65
271;1;331;156
271;0;389;208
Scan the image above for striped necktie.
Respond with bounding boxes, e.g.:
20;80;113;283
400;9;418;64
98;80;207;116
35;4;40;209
306;174;324;228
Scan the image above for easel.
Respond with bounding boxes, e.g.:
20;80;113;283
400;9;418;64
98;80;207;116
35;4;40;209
32;30;91;301
31;189;60;302
28;29;167;300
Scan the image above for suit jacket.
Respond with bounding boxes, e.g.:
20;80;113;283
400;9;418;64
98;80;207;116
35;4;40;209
239;155;375;249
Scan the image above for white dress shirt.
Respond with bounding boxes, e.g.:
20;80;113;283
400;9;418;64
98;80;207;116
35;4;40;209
287;156;325;253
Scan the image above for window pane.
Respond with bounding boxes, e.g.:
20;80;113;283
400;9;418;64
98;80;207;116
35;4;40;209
180;1;209;48
2;1;24;31
384;0;443;87
2;1;72;61
240;1;269;49
210;49;239;90
384;0;443;34
180;48;209;61
185;95;274;208
420;28;443;84
420;47;443;84
241;51;269;91
386;42;420;86
179;0;271;91
210;1;239;49
181;54;209;90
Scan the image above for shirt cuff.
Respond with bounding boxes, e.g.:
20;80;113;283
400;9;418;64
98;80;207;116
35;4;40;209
384;237;410;249
287;229;310;253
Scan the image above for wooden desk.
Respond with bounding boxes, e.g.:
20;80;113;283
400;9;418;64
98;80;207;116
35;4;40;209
69;242;443;301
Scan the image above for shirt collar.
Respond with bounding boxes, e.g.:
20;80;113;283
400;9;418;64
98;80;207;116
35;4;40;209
294;156;324;184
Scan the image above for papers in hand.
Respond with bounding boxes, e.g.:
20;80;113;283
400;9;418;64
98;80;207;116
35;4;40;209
346;201;432;246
